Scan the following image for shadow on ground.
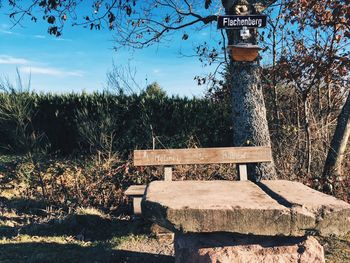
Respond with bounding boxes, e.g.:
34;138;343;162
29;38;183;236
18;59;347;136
0;196;174;262
0;242;174;263
0;214;150;241
0;196;56;218
0;196;149;241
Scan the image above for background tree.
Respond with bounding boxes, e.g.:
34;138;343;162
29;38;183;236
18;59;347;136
323;94;350;180
284;0;350;181
143;82;167;99
280;0;350;179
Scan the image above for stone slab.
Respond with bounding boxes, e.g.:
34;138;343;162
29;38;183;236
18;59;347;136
174;233;325;263
260;180;350;236
142;181;292;235
142;180;350;236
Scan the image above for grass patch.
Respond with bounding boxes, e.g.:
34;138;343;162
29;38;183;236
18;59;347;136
76;207;109;218
320;234;350;263
0;235;113;263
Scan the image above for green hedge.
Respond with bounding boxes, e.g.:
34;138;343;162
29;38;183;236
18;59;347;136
0;92;232;155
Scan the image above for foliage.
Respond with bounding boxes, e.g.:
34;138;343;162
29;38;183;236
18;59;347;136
0;75;48;156
6;154;125;212
254;0;350;180
74;95;118;155
1;85;349;200
143;82;167;99
1;153;237;216
0;90;233;212
0;92;232;155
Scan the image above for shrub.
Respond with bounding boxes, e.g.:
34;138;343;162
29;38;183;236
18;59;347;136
0;92;232;155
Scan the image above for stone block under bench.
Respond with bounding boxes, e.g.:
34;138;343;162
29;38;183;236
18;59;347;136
141;180;350;262
175;233;325;263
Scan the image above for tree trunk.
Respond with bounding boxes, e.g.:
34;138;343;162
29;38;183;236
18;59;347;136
303;94;312;174
231;63;276;180
323;92;350;178
224;4;277;181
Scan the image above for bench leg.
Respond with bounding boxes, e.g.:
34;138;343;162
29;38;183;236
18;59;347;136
164;166;173;181
238;164;248;181
133;197;142;215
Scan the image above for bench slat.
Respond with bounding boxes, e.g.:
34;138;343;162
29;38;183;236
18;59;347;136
134;147;272;166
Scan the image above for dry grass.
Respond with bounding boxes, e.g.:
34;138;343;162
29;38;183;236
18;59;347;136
75;207;110;218
319;234;350;263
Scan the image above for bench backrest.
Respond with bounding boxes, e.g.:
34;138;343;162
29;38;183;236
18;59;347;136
134;146;272;181
134;146;272;166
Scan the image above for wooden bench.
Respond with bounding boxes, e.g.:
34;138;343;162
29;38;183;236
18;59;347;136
125;146;272;215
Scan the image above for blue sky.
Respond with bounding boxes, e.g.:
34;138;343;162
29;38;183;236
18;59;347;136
0;3;219;97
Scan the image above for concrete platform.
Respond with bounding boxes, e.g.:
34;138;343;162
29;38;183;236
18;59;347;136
142;180;350;236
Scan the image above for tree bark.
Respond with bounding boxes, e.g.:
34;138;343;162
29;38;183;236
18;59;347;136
224;3;277;181
323;92;350;178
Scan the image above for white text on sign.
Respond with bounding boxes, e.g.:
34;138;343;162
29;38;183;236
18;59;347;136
217;15;267;29
223;17;263;27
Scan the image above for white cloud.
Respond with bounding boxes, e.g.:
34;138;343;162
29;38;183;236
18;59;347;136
34;35;46;39
0;55;29;65
153;69;161;74
0;55;84;78
0;29;14;35
20;66;84;77
0;24;20;35
53;37;72;42
33;35;73;42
